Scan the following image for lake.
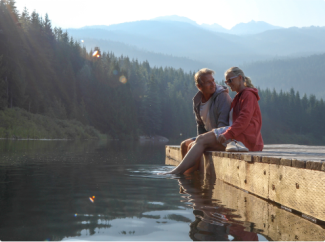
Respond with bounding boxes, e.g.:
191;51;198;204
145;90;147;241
0;139;271;241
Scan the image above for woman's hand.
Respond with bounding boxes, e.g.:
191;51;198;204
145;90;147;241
217;134;226;144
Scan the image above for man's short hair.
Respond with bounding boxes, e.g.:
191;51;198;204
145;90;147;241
194;68;215;86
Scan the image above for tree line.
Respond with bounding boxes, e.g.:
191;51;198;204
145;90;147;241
0;0;324;144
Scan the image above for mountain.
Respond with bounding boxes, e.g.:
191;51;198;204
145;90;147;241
229;20;283;35
67;20;259;73
79;38;209;72
151;16;281;35
200;23;229;33
242;53;325;99
67;20;325;75
240;26;325;56
67;20;264;72
152;15;198;25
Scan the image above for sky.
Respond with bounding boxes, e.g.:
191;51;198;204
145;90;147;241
14;0;325;29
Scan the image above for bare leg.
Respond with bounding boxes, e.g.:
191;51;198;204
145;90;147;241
181;138;195;159
183;141;199;174
168;131;224;174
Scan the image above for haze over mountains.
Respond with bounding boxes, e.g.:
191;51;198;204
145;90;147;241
152;15;284;35
67;16;325;98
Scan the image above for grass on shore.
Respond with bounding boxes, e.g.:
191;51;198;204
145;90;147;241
0;107;106;140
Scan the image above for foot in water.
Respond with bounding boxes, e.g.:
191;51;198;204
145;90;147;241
157;172;172;175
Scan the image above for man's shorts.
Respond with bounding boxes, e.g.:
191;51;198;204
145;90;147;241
213;126;230;140
190;126;230;142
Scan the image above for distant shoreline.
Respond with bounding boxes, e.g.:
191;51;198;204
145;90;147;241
139;135;169;143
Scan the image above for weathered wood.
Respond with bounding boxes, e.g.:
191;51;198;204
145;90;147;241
253;155;262;163
165;146;182;163
212;157;269;199
280;158;292;167
165;156;180;166
292;158;306;168
241;154;253;162
269;164;325;220
306;160;323;171
166;144;325;222
262;156;281;164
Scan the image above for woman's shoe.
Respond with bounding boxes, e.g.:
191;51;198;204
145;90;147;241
226;141;238;152
236;141;249;152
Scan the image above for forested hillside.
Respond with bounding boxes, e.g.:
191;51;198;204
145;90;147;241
77;38;208;72
242;54;325;99
0;1;324;144
0;1;197;140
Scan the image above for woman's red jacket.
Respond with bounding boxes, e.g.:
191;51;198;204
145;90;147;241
223;88;264;151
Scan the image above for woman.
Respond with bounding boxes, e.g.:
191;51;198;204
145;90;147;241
166;67;264;174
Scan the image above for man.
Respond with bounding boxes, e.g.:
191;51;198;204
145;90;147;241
180;68;232;158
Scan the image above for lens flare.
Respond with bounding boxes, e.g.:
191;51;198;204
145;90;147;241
89;196;95;203
81;40;84;43
119;75;127;84
96;54;100;58
92;50;98;57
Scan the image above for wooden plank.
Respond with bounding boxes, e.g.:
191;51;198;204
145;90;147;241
165;146;181;164
262;156;281;164
306;160;323;171
165;145;325;222
253;155;262;163
241;154;253;162
241;161;269;199
212;156;269;199
269;164;325;221
213;157;243;188
165;157;180;166
292;158;306;168
280;158;292;167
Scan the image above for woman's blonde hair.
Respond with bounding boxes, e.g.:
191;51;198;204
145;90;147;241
194;68;215;86
225;67;254;88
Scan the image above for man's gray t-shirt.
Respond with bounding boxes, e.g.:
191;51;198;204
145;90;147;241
200;98;213;131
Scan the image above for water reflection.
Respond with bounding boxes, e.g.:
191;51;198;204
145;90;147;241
0;140;194;241
177;174;265;241
1;140;322;241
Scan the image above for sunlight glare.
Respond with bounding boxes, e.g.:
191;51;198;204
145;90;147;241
119;75;127;84
92;50;98;57
89;196;95;203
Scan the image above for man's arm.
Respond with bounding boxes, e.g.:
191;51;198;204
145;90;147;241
215;91;232;128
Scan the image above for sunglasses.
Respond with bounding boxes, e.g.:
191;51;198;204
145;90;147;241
225;75;238;84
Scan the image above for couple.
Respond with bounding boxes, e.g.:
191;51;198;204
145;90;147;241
167;67;264;175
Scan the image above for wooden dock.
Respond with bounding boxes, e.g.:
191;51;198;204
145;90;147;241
165;144;325;226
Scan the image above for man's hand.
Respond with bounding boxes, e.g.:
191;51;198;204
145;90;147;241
217;134;226;144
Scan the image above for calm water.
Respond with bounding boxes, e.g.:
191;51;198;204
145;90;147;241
0;140;270;241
